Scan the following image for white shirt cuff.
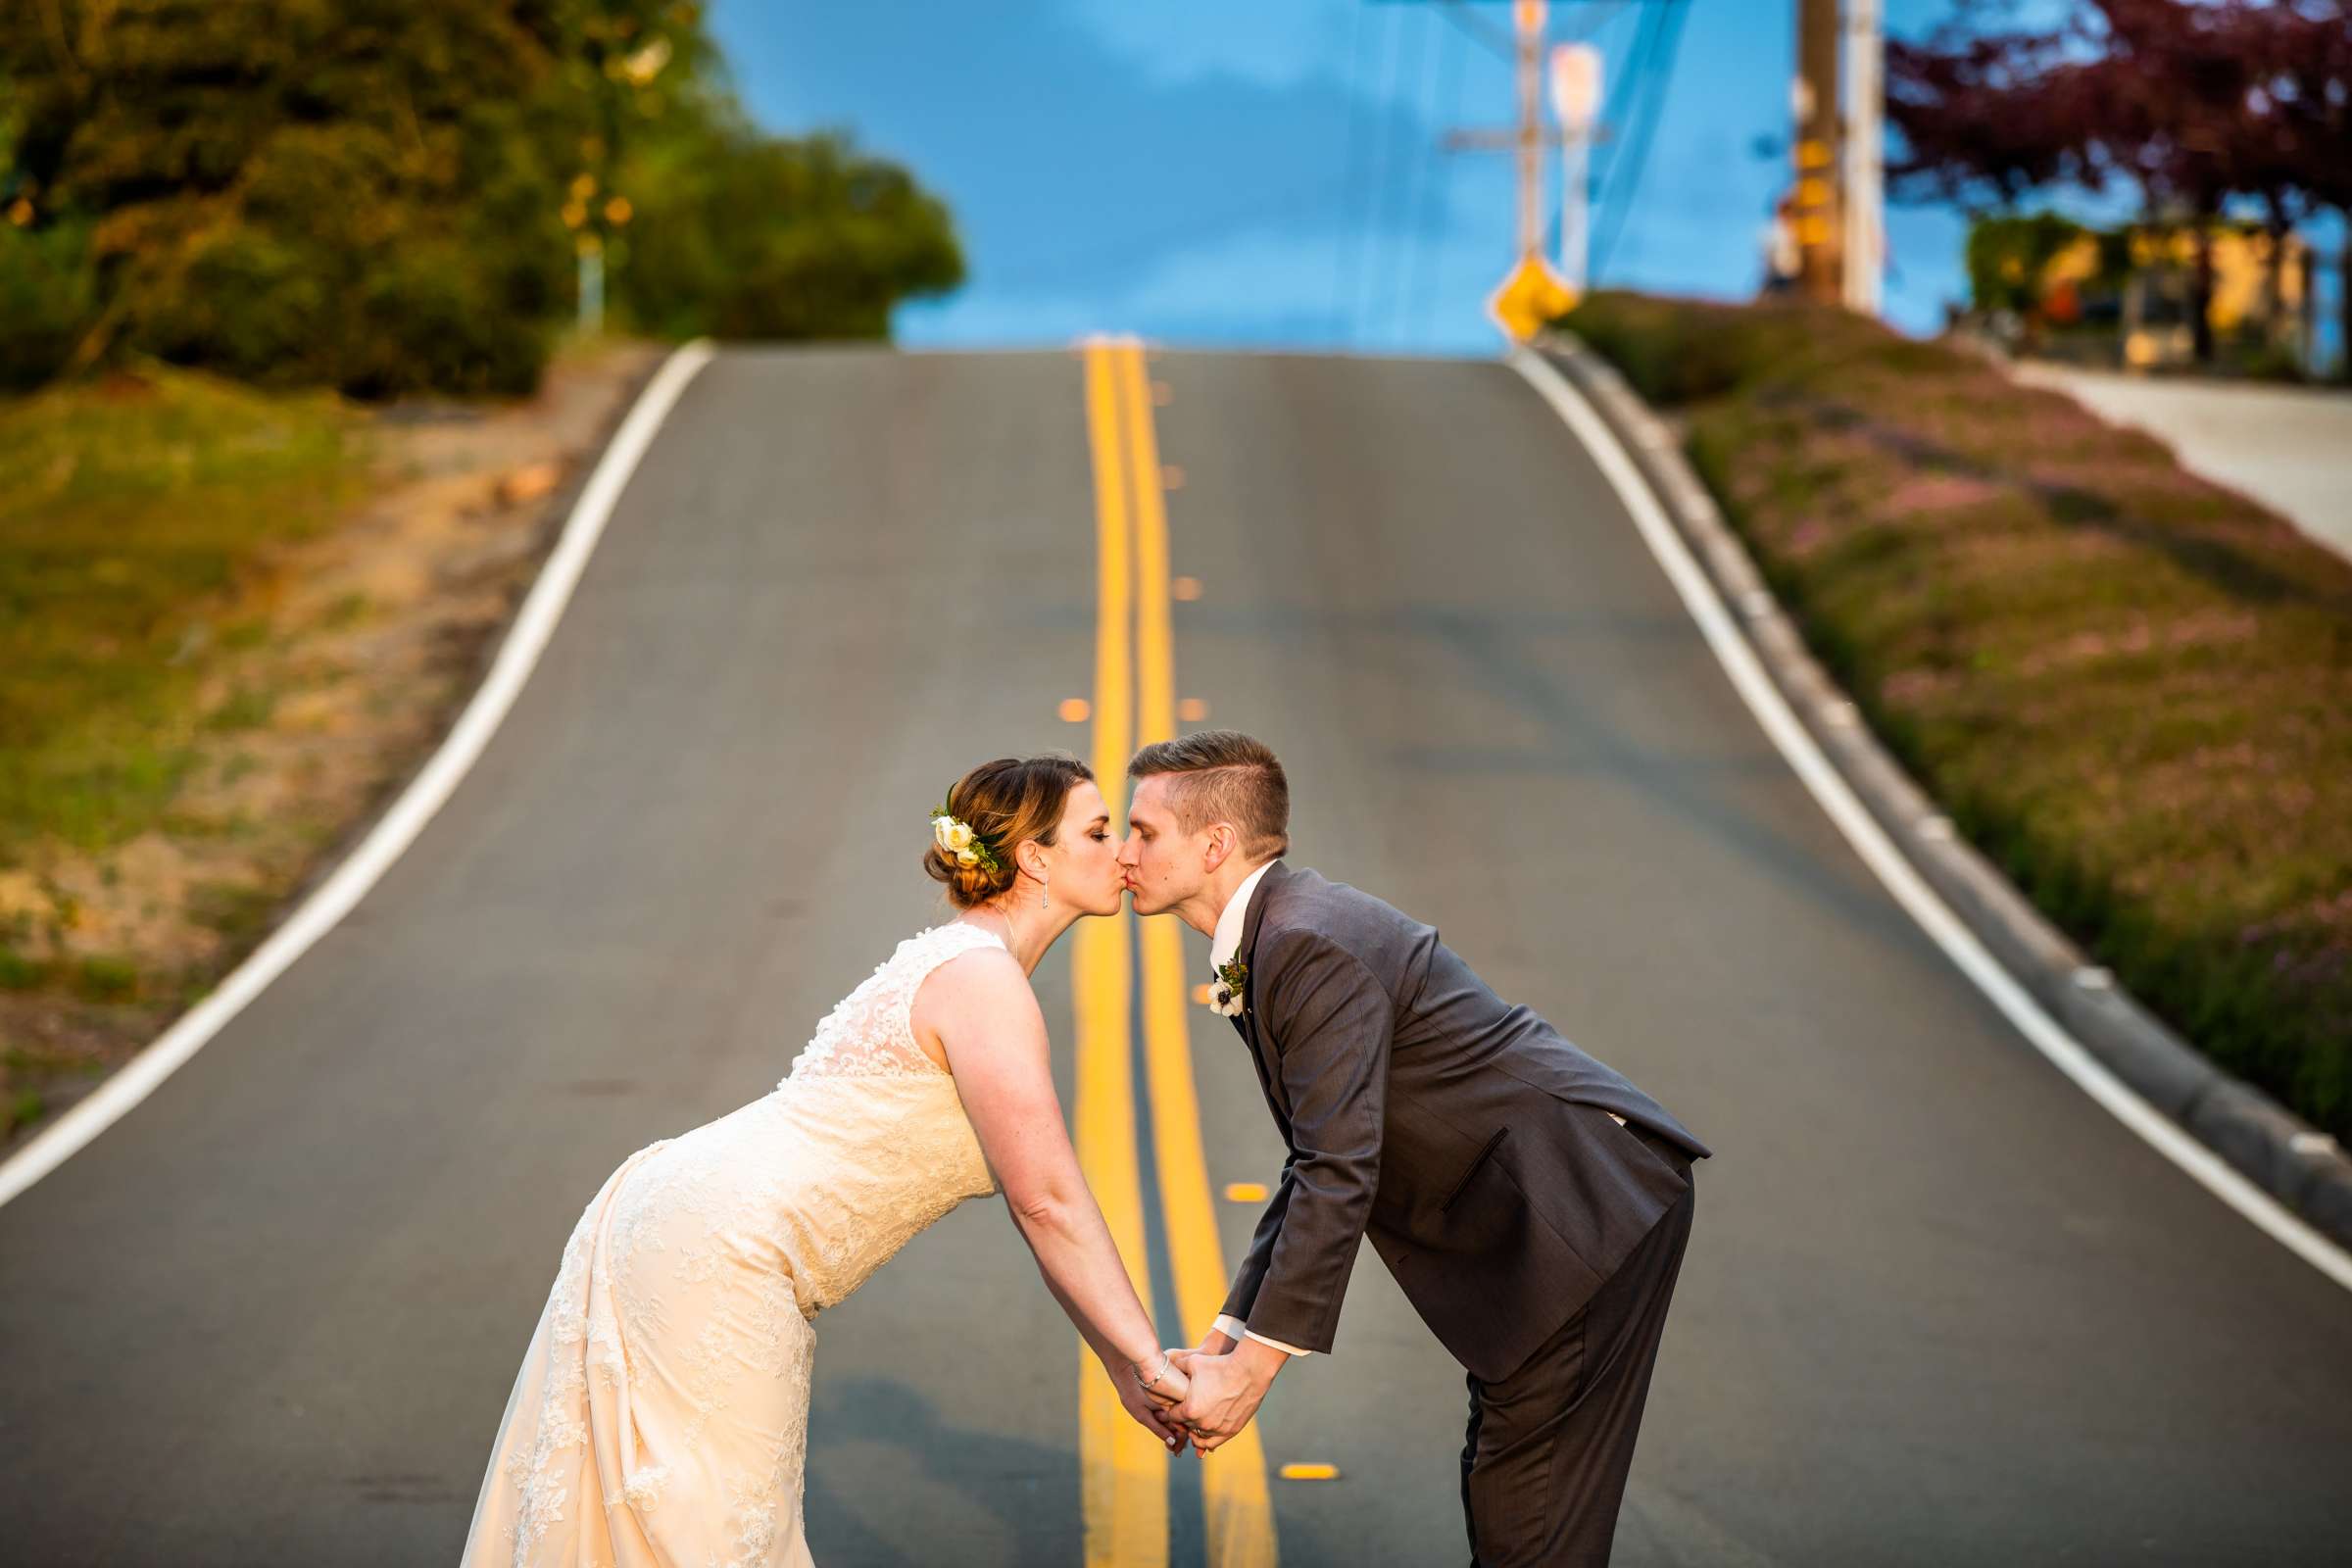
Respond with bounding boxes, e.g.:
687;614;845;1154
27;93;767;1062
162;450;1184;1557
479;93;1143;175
1213;1314;1310;1356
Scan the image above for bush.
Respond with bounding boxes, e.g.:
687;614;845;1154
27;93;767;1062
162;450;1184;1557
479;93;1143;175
344;242;550;399
135;226;330;385
1965;212;2091;318
1563;292;1831;405
0;220;99;391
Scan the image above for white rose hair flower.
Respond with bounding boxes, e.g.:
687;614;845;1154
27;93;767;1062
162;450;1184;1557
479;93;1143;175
930;806;1004;875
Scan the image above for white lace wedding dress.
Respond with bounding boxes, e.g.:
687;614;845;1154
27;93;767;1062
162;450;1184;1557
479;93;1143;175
461;921;1007;1567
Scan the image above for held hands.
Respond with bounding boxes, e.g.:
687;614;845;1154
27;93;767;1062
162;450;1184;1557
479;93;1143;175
1164;1334;1280;1454
1114;1350;1193;1453
1114;1331;1279;1455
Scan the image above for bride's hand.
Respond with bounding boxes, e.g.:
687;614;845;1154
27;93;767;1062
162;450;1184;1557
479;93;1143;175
1110;1353;1193;1452
1132;1349;1191;1407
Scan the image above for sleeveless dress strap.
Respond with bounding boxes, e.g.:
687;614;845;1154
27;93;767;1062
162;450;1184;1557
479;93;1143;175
894;921;1011;1057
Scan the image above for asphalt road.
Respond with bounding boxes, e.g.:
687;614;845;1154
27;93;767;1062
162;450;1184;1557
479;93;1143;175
3;346;2348;1566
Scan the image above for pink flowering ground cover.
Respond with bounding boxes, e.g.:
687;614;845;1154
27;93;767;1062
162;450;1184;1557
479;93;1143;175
1564;291;2352;1143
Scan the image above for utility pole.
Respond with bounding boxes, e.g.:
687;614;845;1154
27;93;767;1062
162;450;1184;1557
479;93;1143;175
1441;0;1553;256
577;237;606;336
566;169;607;337
1793;0;1843;302
564;28;667;339
1841;0;1885;315
1430;0;1561;245
1444;0;1577;340
1513;0;1545;256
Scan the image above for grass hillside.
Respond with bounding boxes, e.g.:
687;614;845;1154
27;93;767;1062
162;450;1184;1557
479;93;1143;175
1564;292;2352;1142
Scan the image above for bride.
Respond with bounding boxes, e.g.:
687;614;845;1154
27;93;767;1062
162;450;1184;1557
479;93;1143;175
462;754;1191;1566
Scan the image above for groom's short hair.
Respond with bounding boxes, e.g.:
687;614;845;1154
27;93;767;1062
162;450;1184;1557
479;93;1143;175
1128;730;1290;859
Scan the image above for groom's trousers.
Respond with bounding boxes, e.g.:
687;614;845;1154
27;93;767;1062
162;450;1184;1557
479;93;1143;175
1459;1123;1695;1566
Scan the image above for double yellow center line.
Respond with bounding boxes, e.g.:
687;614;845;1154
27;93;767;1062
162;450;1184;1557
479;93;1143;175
1075;337;1277;1568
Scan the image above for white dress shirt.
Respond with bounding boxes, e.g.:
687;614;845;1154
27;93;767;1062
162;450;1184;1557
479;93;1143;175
1202;859;1621;1359
1208;860;1273;981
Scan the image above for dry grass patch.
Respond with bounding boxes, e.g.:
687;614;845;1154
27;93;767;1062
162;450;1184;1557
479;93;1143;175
0;340;664;1142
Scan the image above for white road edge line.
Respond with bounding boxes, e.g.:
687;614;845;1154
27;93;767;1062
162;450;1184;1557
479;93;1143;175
0;340;718;1211
1507;344;2352;1296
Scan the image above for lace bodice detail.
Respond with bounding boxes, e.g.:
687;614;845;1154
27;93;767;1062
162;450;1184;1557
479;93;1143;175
782;920;1007;1084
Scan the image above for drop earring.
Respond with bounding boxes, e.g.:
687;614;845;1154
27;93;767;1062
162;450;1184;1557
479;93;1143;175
1041;872;1049;911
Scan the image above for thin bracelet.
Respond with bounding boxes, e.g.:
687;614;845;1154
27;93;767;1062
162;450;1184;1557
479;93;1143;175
1136;1352;1173;1391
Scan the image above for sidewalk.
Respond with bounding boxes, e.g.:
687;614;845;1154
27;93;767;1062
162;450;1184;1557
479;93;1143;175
2007;363;2352;563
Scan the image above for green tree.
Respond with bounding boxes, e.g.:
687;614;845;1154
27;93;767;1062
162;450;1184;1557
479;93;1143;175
0;0;596;394
0;1;966;396
1965;212;2088;318
613;90;965;341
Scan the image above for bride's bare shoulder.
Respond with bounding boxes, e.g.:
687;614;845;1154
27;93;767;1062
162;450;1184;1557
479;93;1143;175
906;937;1038;1068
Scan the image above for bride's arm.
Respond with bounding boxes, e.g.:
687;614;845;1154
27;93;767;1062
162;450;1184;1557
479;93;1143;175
915;952;1191;1430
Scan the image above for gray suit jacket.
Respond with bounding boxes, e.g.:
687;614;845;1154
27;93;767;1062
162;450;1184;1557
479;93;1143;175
1219;861;1712;1382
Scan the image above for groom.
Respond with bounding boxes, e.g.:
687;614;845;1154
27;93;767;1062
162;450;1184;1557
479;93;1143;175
1117;731;1712;1567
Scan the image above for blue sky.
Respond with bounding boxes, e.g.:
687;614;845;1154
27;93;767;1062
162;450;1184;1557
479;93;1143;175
695;1;2035;353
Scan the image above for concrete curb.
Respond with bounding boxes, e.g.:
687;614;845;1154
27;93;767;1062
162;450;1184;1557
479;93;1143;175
1536;330;2352;1251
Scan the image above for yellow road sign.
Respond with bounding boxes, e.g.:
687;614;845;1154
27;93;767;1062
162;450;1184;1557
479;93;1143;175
1486;252;1577;342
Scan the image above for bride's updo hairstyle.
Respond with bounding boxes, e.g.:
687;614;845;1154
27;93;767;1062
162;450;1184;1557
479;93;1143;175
924;753;1095;909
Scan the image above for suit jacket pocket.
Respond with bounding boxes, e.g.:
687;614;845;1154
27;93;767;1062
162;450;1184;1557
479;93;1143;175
1439;1128;1508;1213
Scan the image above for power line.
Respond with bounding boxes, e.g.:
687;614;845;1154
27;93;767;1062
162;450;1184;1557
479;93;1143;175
1588;0;1690;281
1331;1;1376;343
1406;0;1690;330
1386;6;1440;344
1499;0;1672;290
1433;0;1515;62
1367;7;1426;347
1350;2;1402;346
1558;0;1641;43
1411;14;1470;347
1582;0;1663;210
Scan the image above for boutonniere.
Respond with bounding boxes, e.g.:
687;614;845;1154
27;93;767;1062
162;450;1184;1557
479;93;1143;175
1208;957;1249;1017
